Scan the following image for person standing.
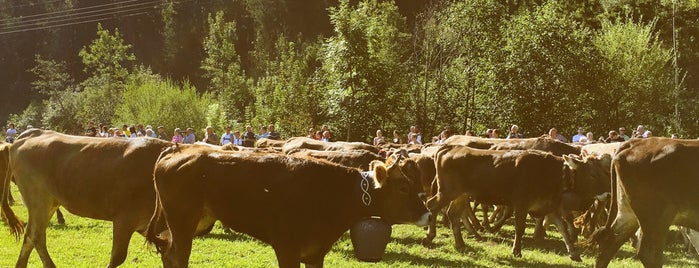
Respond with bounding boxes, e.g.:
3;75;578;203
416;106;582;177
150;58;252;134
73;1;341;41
243;125;256;147
618;127;630;141
183;128;196;144
157;126;169;141
572;127;586;143
203;126;219;145
373;130;385;146
505;125;524;139
84;122;97;137
232;130;243;146
5;123;17;143
268;124;281;140
220;126;233;146
171;128;183;143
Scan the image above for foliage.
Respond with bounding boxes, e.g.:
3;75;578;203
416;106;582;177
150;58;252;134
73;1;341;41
593;17;675;135
77;23;136;127
201;11;253;124
323;0;412;141
413;0;508;136
252;36;325;137
79;23;135;81
6;101;44;131
500;1;601;137
114;67;211;134
28;55;75;98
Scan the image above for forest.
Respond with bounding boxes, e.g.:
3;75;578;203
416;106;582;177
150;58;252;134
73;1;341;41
1;0;698;142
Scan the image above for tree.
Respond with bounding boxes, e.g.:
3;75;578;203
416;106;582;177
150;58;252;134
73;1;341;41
323;0;412;141
201;11;253;124
77;23;135;126
593;18;675;135
114;67;211;134
500;1;601;136
413;0;508;136
253;36;325;136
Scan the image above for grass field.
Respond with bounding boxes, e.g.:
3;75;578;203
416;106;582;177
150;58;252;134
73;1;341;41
0;187;697;267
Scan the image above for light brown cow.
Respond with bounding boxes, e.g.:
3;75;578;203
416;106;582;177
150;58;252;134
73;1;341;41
586;138;699;267
290;149;382;170
146;143;430;267
425;145;581;261
282;137;379;154
1;129;184;267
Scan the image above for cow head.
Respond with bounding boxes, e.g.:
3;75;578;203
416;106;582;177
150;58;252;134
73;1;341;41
368;158;430;226
562;154;612;203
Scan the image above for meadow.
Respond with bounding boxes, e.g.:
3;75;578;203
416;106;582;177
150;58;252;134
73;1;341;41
0;187;697;267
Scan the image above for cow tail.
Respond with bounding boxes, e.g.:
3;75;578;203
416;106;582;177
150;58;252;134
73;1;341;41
579;160;617;249
144;144;176;254
1;152;24;240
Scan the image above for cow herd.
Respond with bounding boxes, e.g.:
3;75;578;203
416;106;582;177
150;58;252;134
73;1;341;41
0;129;697;267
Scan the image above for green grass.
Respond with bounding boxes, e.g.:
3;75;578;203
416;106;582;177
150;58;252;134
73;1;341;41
1;187;697;267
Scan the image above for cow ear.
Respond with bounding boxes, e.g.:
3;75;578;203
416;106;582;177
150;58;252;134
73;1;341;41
563;155;578;169
371;160;388;188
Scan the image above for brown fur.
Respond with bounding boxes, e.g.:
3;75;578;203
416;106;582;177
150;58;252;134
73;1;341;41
290;149;382;170
282;137;379;154
3;130;182;267
425;144;581;260
146;143;428;267
587;138;699;267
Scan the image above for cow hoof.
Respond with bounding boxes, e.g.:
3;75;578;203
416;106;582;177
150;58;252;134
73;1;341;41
454;243;466;252
512;251;522;258
421;237;434;246
571;255;582;262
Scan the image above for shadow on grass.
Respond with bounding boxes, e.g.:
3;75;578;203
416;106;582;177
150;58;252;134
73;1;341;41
334;245;479;268
199;230;255;243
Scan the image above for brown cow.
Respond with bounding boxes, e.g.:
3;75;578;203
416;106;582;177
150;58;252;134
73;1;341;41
255;138;286;149
0;129;204;268
282;137;379;154
290;149;382;170
425;145;581;261
490;137;581;156
146;143;430;267
586;138;699;267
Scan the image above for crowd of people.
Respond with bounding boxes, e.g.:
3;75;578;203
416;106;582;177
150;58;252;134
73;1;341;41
2;121;682;147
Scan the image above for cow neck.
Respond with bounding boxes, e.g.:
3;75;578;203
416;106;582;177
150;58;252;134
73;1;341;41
357;171;378;215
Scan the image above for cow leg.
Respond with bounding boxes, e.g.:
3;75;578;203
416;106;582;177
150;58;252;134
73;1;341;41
107;219;137;268
685;228;699;255
636;209;675;268
533;217;546;241
480;203;492;231
491;206;512;232
548;212;582;262
511;208;527;258
55;207;65;225
466;200;483;232
16;203;56;268
421;212;437;246
273;246;301;268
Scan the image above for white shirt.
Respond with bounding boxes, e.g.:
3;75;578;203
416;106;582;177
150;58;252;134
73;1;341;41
220;132;233;145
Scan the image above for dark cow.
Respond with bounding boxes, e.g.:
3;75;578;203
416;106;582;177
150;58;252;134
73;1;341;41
0;129;205;268
282;137;379;154
425;145;581;261
146;143;430;267
586;138;699;267
290;149;383;170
